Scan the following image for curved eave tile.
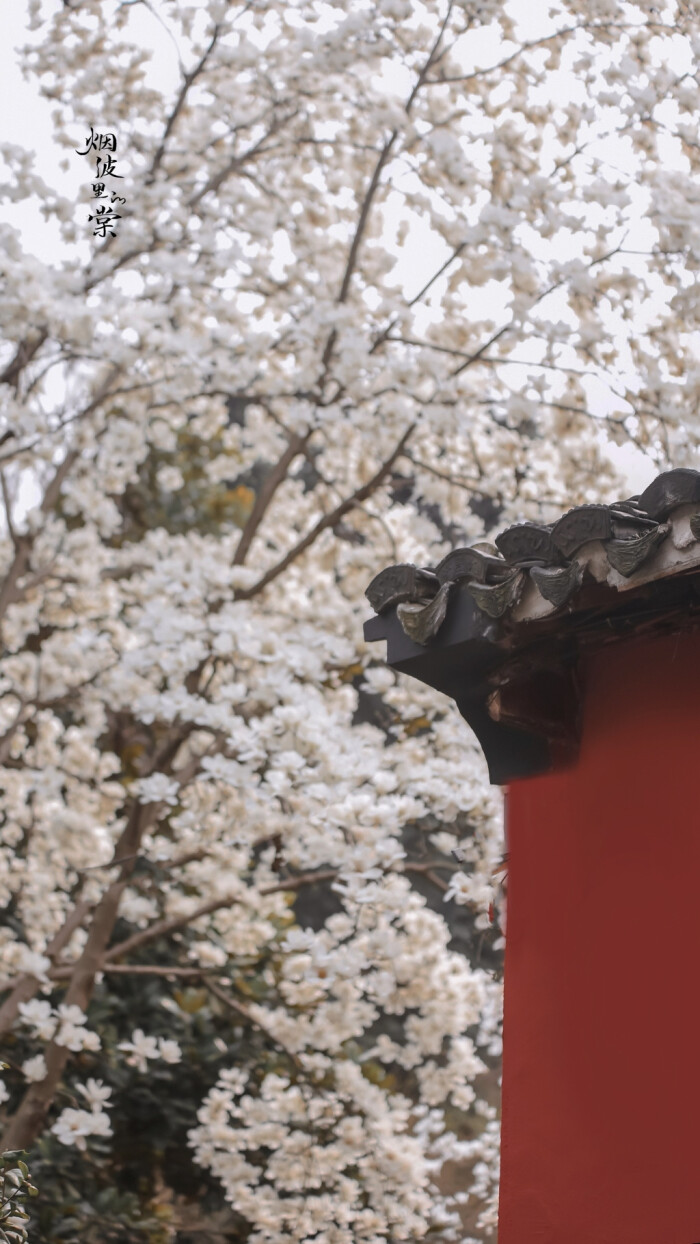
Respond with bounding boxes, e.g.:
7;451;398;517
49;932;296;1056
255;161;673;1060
365;468;700;641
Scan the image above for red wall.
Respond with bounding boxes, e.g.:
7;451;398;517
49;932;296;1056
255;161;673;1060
500;629;700;1244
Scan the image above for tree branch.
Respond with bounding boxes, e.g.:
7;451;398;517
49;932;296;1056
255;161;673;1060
92;861;454;973
0;700;27;767
102;869;340;964
0;329;49;392
147;24;221;182
97;963;218;977
232;431;311;566
0;471;18;549
204;979;301;1069
336;133;398;309
425;20;671;88
322;3;455;372
102;895;242;964
1;803;153;1151
235;424;416;600
187;115;295;209
0;899;94;1039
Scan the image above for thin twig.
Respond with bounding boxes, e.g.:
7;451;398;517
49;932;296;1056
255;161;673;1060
0;471;18;549
103;869;340;964
148;24;221;181
188;113;295;208
323;2;455;372
96;964;217;978
204;979;302;1068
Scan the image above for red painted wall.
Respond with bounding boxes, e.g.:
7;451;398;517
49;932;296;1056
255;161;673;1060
500;629;700;1244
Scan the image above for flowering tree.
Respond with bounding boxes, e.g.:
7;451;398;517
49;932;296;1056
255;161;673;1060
1;0;699;1238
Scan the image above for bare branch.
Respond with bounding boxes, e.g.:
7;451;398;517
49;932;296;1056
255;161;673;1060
76;845;211;876
336;133;398;309
426;20;675;88
204;979;302;1068
236;424;416;600
0;471;18;549
103;894;242;963
404;862;455;892
320;4;455;377
0;535;33;626
188;115;295;209
447;238;631;380
103;868;341;964
0;329;49;391
80;963;218;978
404;451;506;502
337;6;454;308
148;24;221;182
0;700;27;768
233;431;311;566
99;859;463;972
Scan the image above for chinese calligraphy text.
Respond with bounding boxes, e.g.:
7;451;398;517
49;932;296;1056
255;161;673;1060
75;127;126;239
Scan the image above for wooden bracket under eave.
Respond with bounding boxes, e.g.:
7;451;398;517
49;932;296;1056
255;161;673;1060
484;664;582;780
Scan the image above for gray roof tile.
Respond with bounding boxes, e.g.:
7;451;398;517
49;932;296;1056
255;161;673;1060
365;468;700;631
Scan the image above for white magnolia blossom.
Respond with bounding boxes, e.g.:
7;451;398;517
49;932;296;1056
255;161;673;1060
2;0;699;1236
444;871;496;923
21;1055;47;1084
158;1038;183;1065
16;1001;57;1042
77;1079;112;1110
51;1107;113;1151
54;1005;101;1053
118;1029;161;1073
130;774;181;806
4;947;52;984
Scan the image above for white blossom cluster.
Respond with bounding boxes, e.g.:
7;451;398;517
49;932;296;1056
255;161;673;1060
51;1079;113;1151
191;1065;442;1243
17;1001;100;1052
2;0;700;1236
118;1029;182;1072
